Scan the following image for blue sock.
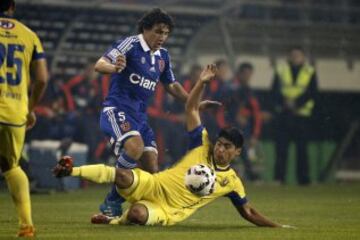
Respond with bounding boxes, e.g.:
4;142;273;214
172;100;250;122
116;152;138;169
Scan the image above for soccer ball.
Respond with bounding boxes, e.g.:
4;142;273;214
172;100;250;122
185;164;216;197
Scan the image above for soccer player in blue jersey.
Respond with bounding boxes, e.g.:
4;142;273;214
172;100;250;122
53;64;293;228
94;8;217;217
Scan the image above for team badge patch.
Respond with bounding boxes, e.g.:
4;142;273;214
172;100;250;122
120;122;131;132
158;59;165;72
141;57;146;64
219;177;229;187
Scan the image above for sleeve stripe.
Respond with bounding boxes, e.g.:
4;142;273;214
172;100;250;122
32;52;45;60
116;36;137;54
227;191;247;206
188;125;204;150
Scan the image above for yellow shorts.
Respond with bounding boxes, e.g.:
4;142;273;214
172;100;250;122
117;169;191;226
0;124;26;170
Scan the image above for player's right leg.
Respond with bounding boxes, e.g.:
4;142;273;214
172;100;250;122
0;124;35;237
99;106;145;216
53;156;133;188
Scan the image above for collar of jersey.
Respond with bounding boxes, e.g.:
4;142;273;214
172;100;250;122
212;157;231;172
138;34;161;56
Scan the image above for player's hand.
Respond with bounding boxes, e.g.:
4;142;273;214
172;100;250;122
199;100;222;111
26;111;36;130
199;64;217;83
114;54;126;73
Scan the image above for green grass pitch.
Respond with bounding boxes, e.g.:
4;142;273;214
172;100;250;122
1;183;359;239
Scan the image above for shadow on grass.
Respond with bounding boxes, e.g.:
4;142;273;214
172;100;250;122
94;223;257;233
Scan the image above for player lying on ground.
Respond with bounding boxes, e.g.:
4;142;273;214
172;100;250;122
53;65;290;227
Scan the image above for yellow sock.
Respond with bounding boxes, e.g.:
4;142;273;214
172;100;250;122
110;209;129;225
71;164;116;183
4;166;33;227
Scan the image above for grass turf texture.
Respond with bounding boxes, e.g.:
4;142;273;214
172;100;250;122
1;183;359;239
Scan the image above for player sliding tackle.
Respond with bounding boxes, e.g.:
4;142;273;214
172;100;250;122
53;65;292;227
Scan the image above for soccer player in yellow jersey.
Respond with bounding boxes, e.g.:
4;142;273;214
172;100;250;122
0;0;48;237
54;65;287;228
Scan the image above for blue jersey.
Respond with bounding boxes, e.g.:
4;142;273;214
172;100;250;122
103;34;176;113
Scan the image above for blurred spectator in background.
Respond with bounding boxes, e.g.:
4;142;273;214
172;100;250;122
203;59;233;139
61;64;106;163
30;64;109;163
271;46;319;185
223;62;262;181
182;64;202;92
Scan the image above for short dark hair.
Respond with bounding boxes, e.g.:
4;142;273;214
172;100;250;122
137;8;174;33
217;127;244;149
0;0;15;12
238;62;254;73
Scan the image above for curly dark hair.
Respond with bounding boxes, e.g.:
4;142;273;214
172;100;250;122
0;0;15;12
137;8;174;33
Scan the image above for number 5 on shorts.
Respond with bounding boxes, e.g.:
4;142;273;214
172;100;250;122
118;112;126;122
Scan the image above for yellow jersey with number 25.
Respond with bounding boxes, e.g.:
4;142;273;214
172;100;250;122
0;14;45;126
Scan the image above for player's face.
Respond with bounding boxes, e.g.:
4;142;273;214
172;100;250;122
239;68;253;86
143;23;170;51
289;49;305;66
213;137;241;166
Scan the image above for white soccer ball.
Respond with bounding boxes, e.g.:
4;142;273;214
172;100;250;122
185;164;216;197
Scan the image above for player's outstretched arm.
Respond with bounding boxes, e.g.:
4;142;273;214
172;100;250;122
94;55;126;74
185;64;217;131
236;203;283;227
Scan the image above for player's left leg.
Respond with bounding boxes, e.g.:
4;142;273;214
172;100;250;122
295;117;310;185
0;125;35;237
139;124;158;172
93;201;168;226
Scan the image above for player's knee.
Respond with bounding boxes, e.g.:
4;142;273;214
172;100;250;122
115;169;133;188
127;204;148;225
140;152;158;173
124;137;144;160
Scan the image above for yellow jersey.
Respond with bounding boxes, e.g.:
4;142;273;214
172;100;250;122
154;125;247;223
0;14;45;126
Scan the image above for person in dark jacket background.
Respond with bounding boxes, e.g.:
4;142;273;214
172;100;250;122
271;46;319;185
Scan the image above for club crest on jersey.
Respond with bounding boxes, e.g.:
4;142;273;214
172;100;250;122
219;177;229;187
120;122;131;132
0;20;15;29
158;59;165;72
141;57;146;64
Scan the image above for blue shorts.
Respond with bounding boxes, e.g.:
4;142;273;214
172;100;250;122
100;106;157;156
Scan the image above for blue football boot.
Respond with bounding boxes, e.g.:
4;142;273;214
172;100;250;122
99;185;125;217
